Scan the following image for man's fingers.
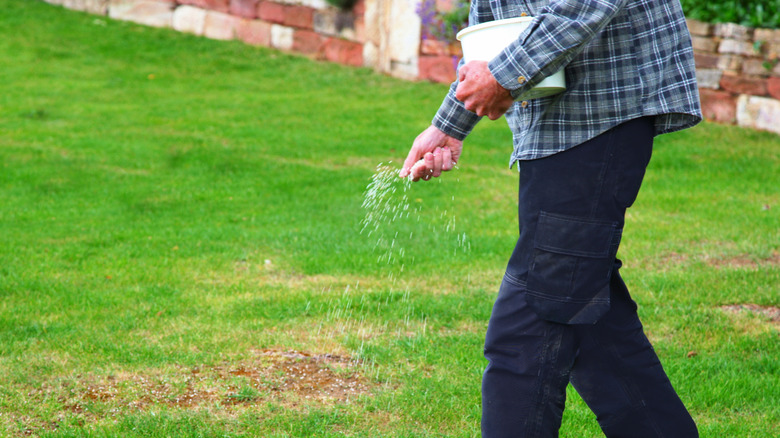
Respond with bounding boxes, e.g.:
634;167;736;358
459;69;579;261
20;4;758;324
421;152;435;181
432;148;443;177
442;147;453;171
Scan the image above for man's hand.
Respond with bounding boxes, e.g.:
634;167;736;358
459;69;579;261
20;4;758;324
399;125;463;182
455;61;513;120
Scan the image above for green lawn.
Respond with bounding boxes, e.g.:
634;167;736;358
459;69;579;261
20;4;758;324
1;1;778;436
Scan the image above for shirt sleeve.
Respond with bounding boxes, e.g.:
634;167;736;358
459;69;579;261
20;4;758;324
431;0;493;140
489;0;630;97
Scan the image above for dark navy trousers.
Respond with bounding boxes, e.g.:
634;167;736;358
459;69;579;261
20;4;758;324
482;117;698;437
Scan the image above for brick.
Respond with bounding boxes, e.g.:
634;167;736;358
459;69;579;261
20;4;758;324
768;77;780;100
699;88;737;124
691;35;718;53
292;29;323;54
754;28;780;44
714;22;753;40
108;1;175;28
172;5;207;35
720;74;768;96
178;0;229;13
421;39;448;56
742;59;773;77
258;1;285;24
696;68;722;89
203;10;240;40
229;0;259;19
716;54;742;73
322;38;363;66
719;38;760;56
270;24;293;50
737;95;780;134
419;55;457;84
236;18;271;46
686;19;712;37
283;5;315;30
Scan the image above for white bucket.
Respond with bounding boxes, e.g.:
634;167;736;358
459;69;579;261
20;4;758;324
456;17;566;100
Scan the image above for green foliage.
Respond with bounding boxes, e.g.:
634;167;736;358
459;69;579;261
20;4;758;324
680;0;780;28
324;0;357;10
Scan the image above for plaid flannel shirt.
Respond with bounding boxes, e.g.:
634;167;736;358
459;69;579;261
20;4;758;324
432;0;702;165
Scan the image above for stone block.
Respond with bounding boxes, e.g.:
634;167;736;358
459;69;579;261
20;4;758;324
172;5;207;35
737;94;780;134
720;74;768;96
178;0;229;13
768;77;780;100
421;39;448;56
292;29;324;54
271;24;294;50
691;36;718;53
742;59;773;77
283;5;315;29
204;10;240;40
719;38;759;56
229;0;259;18
236;18;272;46
763;42;780;60
754;28;780;44
699;88;737;123
274;0;327;8
696;68;722;89
686;19;712;37
363;41;378;68
714;22;753;40
716;54;742;73
108;1;174;28
322;38;363;66
258;1;285;24
64;0;109;14
418;55;457;84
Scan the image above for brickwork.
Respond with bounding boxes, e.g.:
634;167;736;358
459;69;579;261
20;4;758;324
38;1;780;135
689;18;780;134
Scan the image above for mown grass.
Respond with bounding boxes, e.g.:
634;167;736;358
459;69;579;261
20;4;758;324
1;1;778;437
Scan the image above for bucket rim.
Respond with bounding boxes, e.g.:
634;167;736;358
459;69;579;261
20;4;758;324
456;16;534;41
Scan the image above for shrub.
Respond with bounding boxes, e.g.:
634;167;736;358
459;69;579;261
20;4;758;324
680;0;780;29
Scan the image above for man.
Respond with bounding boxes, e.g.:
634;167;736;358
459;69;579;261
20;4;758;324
399;0;702;436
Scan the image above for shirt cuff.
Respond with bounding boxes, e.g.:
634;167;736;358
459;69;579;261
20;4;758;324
488;44;540;100
432;86;482;140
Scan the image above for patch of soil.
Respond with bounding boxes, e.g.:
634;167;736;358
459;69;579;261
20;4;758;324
706;251;780;269
14;349;372;436
720;304;780;328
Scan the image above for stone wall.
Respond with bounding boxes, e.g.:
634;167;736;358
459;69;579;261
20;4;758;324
689;19;780;134
34;1;780;134
41;0;423;80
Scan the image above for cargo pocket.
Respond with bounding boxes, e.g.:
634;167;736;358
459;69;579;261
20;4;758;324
526;211;622;324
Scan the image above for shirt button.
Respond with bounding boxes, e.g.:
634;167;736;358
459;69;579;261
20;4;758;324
521;101;529;108
517;76;526;84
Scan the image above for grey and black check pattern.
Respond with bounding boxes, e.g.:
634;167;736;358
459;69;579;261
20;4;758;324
432;0;702;166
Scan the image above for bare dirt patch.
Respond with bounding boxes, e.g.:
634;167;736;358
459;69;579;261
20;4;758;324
16;349;372;436
705;251;780;269
720;304;780;328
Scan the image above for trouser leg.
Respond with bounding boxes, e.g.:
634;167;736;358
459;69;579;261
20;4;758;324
569;268;699;438
481;273;574;437
482;117;696;436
